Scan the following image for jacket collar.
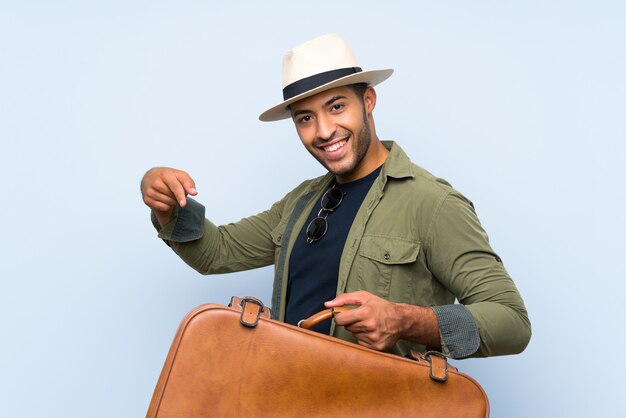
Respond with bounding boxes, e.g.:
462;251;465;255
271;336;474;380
380;140;414;181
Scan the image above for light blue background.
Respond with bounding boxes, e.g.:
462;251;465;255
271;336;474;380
1;1;624;417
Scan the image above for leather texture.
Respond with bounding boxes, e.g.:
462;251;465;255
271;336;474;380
147;299;489;417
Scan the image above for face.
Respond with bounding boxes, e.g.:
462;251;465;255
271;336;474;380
290;86;378;183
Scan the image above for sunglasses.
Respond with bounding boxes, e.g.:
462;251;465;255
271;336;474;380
306;185;346;244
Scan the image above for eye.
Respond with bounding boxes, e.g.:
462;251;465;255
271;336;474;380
297;115;313;124
331;103;344;112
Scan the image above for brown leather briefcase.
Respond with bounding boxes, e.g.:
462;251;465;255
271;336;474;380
147;297;489;417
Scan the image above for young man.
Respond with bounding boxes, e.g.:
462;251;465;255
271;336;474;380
141;34;531;359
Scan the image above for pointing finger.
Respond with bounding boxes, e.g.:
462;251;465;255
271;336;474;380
162;172;189;207
178;174;197;196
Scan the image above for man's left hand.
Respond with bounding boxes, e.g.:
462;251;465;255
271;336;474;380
324;291;441;352
324;291;405;351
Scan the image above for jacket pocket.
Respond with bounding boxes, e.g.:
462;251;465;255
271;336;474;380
356;235;420;297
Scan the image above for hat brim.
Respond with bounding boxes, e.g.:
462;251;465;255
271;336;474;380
258;68;393;122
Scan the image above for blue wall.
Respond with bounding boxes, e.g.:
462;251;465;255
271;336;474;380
1;1;624;416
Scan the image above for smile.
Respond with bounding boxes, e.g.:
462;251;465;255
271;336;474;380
323;139;348;153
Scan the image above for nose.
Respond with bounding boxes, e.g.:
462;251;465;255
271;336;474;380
316;113;337;142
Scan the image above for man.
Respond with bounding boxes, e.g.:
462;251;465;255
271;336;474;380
141;34;531;359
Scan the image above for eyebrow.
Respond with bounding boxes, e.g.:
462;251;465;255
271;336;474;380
291;95;348;119
324;95;347;107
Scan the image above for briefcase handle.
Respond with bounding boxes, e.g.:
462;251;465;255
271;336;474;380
298;307;351;329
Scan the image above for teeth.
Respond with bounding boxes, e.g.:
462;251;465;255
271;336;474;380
324;139;347;152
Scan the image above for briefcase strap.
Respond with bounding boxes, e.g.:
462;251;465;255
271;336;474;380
228;296;270;327
409;350;458;381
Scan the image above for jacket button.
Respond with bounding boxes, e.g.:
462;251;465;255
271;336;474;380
384;252;390;260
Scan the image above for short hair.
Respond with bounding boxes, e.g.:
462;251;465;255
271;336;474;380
348;83;369;103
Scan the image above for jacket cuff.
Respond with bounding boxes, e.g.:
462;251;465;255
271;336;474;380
152;198;205;242
432;304;480;359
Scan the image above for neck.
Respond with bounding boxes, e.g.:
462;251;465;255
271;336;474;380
335;137;389;184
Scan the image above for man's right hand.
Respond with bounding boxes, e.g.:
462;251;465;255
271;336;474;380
140;167;198;227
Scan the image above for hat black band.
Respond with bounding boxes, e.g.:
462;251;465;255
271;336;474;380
282;67;363;101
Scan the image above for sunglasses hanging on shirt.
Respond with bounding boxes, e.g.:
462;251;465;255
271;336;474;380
306;184;346;244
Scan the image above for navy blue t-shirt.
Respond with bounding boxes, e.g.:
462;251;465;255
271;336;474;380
285;166;382;334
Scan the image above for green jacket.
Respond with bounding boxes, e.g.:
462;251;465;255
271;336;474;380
155;141;531;358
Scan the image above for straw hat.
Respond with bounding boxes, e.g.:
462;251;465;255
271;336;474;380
259;34;393;122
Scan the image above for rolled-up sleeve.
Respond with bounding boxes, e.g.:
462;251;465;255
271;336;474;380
432;304;480;358
152;198;206;242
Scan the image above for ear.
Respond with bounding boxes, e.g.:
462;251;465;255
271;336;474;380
363;86;377;115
